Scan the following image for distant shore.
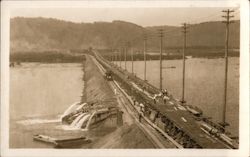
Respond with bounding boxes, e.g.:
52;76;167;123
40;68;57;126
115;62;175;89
96;47;239;61
10;48;239;63
10;51;86;63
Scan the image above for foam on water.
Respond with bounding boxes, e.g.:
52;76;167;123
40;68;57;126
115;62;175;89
16;118;61;126
57;124;80;131
70;113;87;127
75;114;91;129
76;103;87;111
60;101;80;119
85;112;96;130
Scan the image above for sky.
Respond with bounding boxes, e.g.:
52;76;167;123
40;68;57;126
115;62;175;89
11;7;240;27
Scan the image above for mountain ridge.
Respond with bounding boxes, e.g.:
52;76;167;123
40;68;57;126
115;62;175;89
10;17;240;53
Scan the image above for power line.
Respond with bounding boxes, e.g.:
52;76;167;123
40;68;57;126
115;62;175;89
164;27;182;35
188;12;222;24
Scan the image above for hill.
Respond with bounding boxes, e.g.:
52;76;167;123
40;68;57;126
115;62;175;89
10;17;239;53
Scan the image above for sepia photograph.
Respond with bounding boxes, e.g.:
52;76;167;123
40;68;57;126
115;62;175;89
1;0;249;157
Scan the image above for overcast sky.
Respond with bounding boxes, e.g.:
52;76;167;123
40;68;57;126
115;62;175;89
11;7;240;26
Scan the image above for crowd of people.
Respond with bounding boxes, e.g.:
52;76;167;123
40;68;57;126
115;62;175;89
131;88;170;123
153;89;169;104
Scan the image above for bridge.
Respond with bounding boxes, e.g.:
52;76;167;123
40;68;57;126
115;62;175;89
90;50;238;149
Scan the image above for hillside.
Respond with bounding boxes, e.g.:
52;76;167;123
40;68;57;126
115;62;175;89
10;17;240;53
146;21;239;49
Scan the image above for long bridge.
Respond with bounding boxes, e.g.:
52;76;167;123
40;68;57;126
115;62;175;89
90;50;238;149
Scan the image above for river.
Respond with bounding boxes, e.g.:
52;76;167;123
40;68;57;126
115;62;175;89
9;57;239;148
10;63;84;148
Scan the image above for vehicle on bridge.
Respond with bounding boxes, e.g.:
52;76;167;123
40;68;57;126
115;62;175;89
105;70;113;81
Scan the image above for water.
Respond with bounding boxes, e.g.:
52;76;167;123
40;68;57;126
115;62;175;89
75;114;90;129
10;63;84;120
60;101;81;120
70;113;88;127
9;58;239;148
10;63;84;148
115;57;239;136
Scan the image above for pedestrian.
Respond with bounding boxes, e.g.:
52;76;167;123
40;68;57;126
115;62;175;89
114;88;117;95
139;112;142;122
164;89;168;96
139;103;144;112
158;93;162;98
161;89;165;96
163;95;168;104
153;94;157;104
132;97;136;105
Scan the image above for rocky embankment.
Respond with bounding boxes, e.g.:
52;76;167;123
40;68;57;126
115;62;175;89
82;55;117;106
82;55;155;148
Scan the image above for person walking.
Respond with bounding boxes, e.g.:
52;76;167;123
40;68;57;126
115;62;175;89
139;112;142;122
139;103;144;112
132;97;136;106
153;94;157;104
163;89;168;96
163;95;168;104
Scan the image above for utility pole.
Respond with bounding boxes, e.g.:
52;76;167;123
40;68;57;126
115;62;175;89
158;29;164;90
111;48;113;64
181;23;188;104
124;43;127;70
221;9;234;128
115;50;117;66
116;50;118;66
111;53;113;63
143;33;147;81
119;48;122;68
131;47;134;74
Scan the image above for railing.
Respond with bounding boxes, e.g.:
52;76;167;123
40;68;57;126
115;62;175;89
92;51;238;149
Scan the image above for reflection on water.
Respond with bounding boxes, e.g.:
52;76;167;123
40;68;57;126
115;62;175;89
116;57;239;136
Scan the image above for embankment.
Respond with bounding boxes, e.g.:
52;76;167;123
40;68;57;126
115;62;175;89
82;55;155;148
82;55;116;106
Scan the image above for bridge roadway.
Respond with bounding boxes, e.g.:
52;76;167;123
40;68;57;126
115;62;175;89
93;51;234;149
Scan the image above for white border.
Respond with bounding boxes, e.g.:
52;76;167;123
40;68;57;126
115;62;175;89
1;1;249;157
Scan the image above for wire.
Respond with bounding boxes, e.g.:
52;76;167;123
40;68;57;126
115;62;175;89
117;8;239;50
233;9;240;16
164;28;182;35
189;8;239;25
188;12;221;24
